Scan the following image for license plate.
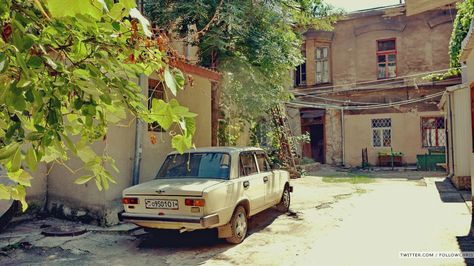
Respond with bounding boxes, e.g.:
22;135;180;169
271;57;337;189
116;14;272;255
145;199;179;210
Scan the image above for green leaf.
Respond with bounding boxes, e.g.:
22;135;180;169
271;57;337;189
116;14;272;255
150;99;174;130
171;134;192;154
121;0;136;9
46;0;102;19
0;52;9;73
9;169;32;187
164;67;177;96
15;53;28;73
74;175;94;185
10;145;22;172
109;2;127;20
77;145;96;163
0;142;20;161
0;184;11;200
184;117;196;136
99;94;112;105
27;56;43;68
25;147;38;172
173;69;185;89
60;133;77;154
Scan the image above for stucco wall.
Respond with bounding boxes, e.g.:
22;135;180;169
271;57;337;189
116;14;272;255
140;73;212;184
343;111;443;167
325;109;343;165
326;9;452;86
25;163;48;209
45;73;212;224
451;88;472;177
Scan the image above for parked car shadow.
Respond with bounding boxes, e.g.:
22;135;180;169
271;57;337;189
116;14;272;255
136;207;286;249
435;179;466;203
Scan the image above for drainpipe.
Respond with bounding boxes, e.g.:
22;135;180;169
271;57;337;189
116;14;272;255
341;108;345;166
448;93;455;178
132;74;146;185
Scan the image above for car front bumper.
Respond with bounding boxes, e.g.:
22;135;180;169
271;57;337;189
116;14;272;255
118;212;220;228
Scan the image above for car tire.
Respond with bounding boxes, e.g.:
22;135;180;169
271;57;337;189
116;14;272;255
276;186;290;213
225;206;248;244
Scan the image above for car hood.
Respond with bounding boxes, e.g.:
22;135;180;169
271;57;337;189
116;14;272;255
123;178;226;197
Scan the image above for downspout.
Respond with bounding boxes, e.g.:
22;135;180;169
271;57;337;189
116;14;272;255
448;93;455;178
132;74;146;185
341;108;345;166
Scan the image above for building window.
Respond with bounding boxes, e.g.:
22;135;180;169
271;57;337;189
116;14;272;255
295;47;307;86
377;39;397;79
421;117;445;148
148;78;165;132
316;47;330;84
372;118;391;147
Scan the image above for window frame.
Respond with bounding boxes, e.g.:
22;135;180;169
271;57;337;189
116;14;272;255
315;46;331;84
255;152;271;173
294;46;307;86
376;38;397;79
420;116;446;148
371;118;392;148
239;152;259;177
155;152;232;180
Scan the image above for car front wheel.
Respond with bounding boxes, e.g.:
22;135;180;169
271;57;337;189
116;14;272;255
225;206;248;244
276;186;290;212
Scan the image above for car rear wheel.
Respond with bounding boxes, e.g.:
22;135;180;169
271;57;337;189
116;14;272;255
276;186;290;212
225;206;248;244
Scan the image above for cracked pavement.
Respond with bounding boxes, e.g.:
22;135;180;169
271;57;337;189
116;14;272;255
0;170;473;266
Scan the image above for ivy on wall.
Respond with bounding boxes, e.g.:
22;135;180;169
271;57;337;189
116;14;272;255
449;0;474;68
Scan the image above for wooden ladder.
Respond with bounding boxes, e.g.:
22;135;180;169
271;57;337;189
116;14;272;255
271;105;300;179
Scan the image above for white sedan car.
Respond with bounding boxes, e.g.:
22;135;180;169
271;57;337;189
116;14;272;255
118;147;292;244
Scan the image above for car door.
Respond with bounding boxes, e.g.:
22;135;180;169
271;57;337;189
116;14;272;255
239;152;265;213
255;152;278;205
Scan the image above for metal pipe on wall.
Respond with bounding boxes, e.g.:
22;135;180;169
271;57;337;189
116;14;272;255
341;108;345;166
448;93;455;177
132;74;146;185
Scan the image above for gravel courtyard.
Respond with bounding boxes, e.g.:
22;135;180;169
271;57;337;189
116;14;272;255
1;169;473;266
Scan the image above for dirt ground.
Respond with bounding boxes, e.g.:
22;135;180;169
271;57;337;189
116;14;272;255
1;168;473;266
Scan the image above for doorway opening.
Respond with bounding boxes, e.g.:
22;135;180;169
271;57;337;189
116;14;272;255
300;108;325;163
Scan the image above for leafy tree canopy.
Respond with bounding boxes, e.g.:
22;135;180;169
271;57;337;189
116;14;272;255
145;0;341;124
0;0;195;210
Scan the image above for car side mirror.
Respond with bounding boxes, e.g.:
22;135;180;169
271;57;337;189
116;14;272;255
271;163;280;170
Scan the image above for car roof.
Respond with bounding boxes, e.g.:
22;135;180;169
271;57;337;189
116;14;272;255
168;146;265;155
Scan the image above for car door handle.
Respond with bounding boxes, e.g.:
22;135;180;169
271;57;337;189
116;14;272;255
243;181;250;189
263;176;269;183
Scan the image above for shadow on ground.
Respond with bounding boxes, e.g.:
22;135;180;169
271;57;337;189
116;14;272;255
435;179;466;203
136;207;285;249
456;217;474;266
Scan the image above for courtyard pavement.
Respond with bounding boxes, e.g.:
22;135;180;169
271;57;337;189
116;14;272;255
0;169;473;266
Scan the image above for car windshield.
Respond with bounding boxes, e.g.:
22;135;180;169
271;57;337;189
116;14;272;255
156;152;231;180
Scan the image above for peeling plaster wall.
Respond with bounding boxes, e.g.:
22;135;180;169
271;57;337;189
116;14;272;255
325;109;343;165
294;7;456;166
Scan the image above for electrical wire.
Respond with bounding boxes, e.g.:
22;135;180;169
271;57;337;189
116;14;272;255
292;77;455;105
290;66;463;95
288;91;445;111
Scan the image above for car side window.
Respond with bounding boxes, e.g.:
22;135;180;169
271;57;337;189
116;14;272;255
256;153;271;172
239;152;258;177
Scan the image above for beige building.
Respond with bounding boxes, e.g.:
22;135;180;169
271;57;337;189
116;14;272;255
440;19;474;194
24;44;220;224
289;3;461;168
